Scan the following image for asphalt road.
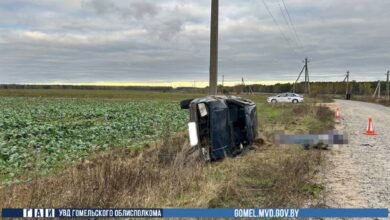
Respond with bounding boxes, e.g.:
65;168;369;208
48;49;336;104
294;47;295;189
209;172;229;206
321;99;390;209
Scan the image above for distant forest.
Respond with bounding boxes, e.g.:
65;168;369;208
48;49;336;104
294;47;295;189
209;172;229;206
0;81;388;96
222;81;385;96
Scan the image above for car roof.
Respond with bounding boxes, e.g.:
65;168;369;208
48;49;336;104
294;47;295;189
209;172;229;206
276;93;301;96
274;93;301;96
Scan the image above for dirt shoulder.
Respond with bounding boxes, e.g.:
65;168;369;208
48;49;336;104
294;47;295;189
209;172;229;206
321;100;390;208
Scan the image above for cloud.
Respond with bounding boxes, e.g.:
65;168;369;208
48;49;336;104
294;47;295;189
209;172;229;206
124;1;158;19
83;0;116;14
144;17;184;41
81;0;182;41
84;0;158;19
1;0;390;84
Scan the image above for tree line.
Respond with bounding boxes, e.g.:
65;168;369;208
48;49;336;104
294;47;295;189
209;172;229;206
0;84;174;92
220;81;385;96
0;81;387;97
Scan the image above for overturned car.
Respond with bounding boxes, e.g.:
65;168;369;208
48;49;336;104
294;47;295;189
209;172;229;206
180;96;258;161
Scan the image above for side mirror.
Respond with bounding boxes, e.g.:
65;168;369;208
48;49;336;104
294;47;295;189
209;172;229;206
180;99;194;109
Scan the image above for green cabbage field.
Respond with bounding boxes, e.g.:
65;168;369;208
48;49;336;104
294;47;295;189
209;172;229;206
0;97;187;184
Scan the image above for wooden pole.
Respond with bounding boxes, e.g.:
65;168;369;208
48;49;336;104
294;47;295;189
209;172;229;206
304;58;310;95
386;70;389;99
241;77;245;94
346;71;350;95
209;0;219;95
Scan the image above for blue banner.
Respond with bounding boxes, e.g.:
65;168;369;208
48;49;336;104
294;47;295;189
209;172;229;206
2;208;388;218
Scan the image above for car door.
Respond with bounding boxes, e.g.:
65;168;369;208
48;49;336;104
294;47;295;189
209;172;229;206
276;94;284;102
285;93;293;102
281;93;290;102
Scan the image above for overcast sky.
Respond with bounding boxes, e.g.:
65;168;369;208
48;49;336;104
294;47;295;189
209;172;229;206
0;0;389;84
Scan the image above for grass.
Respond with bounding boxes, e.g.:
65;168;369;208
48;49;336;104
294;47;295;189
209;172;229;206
316;93;390;107
0;89;334;209
352;95;390;107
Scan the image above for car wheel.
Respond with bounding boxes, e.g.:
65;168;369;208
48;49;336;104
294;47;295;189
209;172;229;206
292;99;298;103
271;99;277;103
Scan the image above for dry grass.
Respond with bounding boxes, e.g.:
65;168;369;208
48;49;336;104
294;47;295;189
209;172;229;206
0;101;332;209
0;137;323;209
207;147;323;208
0;133;208;208
353;96;390;107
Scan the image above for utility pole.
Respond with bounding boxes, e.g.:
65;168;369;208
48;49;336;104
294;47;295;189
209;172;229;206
304;57;310;95
292;62;306;93
373;81;381;98
345;71;350;95
248;85;253;95
241;77;245;94
386;70;389;99
209;0;219;95
342;71;351;99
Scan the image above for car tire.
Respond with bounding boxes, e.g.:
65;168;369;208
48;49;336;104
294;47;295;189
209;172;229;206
292;99;298;103
271;99;277;103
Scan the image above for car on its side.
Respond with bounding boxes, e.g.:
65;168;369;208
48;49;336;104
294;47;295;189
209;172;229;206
266;93;304;103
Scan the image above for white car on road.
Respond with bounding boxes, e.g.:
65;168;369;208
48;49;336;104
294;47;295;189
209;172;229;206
267;93;304;103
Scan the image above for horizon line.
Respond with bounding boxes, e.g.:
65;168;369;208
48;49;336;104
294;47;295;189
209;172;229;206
0;80;381;88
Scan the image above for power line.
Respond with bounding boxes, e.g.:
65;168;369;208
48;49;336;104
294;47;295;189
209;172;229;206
280;0;304;50
277;1;301;50
262;0;300;57
278;2;290;30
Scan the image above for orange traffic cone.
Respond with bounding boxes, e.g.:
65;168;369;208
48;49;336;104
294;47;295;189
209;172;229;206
335;108;341;119
364;117;377;135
